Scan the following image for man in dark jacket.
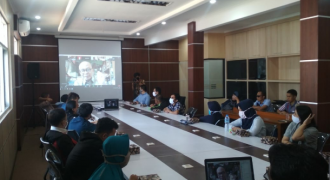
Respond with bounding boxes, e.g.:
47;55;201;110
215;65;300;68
151;95;168;111
65;117;119;180
44;108;77;165
191;101;223;126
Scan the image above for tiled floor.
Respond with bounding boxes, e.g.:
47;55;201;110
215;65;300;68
11;126;49;180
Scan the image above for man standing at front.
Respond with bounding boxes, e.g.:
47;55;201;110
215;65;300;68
252;91;273;112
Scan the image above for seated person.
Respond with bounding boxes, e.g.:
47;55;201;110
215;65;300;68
221;91;240;110
66;100;79;125
60;92;80;110
229;99;266;137
56;94;68;107
150;95;168;111
39;92;53;103
268;144;328;180
132;85;151;106
190;101;223;126
89;135;138;180
163;93;182;115
44;108;77;164
277;89;299;114
150;87;161;107
65;117;119;180
252;91;273;112
281;105;318;150
68;103;97;136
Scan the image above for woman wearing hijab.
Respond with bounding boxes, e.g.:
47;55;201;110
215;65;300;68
190;101;223;126
89;134;138;180
229;99;266;137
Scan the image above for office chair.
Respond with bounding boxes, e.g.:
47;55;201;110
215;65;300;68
317;132;330;153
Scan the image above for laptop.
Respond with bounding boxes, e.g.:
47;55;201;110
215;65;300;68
104;99;119;110
204;157;255;180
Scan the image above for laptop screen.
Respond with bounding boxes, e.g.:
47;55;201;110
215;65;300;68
205;157;254;180
104;99;119;109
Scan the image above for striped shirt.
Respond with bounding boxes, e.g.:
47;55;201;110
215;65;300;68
278;101;299;114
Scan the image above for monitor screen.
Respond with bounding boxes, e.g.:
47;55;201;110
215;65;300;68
227;60;247;80
227;81;247;100
248;82;266;101
249;58;266;80
104;99;119;109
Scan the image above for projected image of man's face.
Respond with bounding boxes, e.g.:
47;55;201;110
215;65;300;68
79;61;94;82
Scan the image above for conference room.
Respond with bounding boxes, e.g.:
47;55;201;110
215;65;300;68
0;0;329;180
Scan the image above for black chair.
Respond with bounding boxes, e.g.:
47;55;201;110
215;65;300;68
68;130;80;142
265;123;277;137
185;107;198;118
317;132;330;153
45;149;64;180
179;96;186;107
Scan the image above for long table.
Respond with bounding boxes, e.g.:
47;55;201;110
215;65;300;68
91;102;270;180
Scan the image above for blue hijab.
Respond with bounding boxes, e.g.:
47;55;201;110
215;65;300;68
238;99;258;129
89;135;129;180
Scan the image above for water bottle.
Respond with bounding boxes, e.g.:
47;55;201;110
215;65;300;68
225;115;230;132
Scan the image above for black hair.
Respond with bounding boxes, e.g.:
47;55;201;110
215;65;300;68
41;92;49;98
257;91;266;97
67;92;80;101
78;103;93;118
287;89;297;97
155;95;162;102
60;94;68;103
48;108;66;126
154;87;161;94
134;72;140;78
172;93;180;100
66;100;77;114
269;144;328;180
140;85;147;92
296;105;316;128
95;117;119;134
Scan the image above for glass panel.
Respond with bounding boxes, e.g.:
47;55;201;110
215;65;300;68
204;60;224;98
14;37;18;55
0;14;7;47
0;46;3;113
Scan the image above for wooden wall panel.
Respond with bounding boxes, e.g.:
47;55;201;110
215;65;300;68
22;46;59;61
149;50;179;62
149;64;179;81
149;82;179;99
149;40;179;49
21;34;58;45
188;45;204;67
122;49;148;62
122;38;147;48
23;62;59;83
122;64;149;82
23;84;60;105
123;83;134;101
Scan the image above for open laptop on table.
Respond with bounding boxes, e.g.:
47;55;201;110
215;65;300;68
103;99;119;111
205;157;255;180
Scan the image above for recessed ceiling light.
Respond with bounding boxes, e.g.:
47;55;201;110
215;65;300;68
210;0;216;4
136;32;140;36
162;21;166;25
36;27;41;31
35;16;41;19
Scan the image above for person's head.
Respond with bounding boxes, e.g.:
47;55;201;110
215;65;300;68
79;61;94;81
155;95;162;105
208;101;221;115
268;144;328;180
48;108;67;129
67;92;80;102
216;166;227;180
41;92;50;98
60;94;68;103
95;117;119;141
286;89;297;103
66;100;78;114
103;134;130;168
232;91;239;101
237;99;253;111
170;93;180;104
256;91;266;102
140;85;147;93
237;99;255;119
153;87;161;97
78;103;93;119
134;72;140;80
292;105;316;127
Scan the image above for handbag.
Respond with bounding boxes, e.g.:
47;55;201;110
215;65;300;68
261;136;278;145
153;109;161;113
236;129;250;137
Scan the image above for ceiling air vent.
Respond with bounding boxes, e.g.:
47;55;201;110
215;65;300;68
98;0;172;7
84;17;138;23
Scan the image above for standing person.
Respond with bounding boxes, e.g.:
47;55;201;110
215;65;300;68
277;89;299;114
132;72;145;99
132;85;151;106
252;91;274;112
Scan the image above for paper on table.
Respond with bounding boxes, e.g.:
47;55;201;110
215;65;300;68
146;143;155;146
182;164;194;169
133;134;140;137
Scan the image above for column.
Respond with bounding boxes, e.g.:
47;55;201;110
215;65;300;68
300;0;330;150
188;22;204;116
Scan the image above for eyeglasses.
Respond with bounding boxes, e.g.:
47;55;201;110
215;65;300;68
256;95;261;98
80;68;92;73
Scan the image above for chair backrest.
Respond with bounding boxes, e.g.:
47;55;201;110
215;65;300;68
40;137;63;165
185;107;198;118
179;96;186;107
67;130;80;142
265;123;277;137
317;132;330;153
45;149;64;180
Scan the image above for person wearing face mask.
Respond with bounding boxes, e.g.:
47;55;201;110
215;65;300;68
190;101;223;125
66;100;79;125
282;105;318;150
150;95;168;111
150;87;162;107
132;85;151;106
68;103;98;136
89;134;138;180
132;72;145;99
229;99;266;137
163;93;182;114
221;91;240;110
65;117;119;180
44;108;77;165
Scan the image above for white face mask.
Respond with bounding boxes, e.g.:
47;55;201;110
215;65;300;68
169;98;174;104
239;111;246;119
153;92;157;97
292;115;300;124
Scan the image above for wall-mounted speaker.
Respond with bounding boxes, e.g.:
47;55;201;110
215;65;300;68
27;63;40;79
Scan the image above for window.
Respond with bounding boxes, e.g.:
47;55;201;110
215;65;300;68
14;37;18;55
0;13;9;115
204;59;225;98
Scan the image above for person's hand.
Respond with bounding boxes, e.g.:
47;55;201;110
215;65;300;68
190;117;199;123
150;104;155;108
91;120;98;124
46;98;53;102
232;127;240;132
303;114;315;126
129;174;138;180
163;108;168;112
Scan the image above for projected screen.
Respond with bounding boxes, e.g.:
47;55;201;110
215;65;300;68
58;39;122;101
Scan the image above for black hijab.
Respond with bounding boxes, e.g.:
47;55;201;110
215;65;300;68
238;99;258;129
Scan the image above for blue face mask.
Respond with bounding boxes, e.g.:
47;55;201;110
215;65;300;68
208;109;212;115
